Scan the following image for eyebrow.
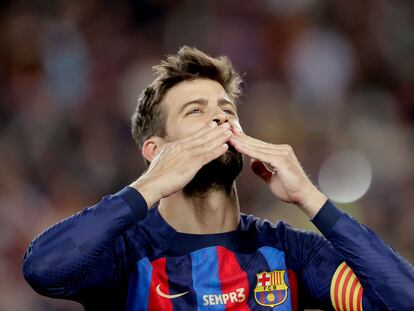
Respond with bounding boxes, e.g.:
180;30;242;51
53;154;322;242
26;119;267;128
179;98;237;114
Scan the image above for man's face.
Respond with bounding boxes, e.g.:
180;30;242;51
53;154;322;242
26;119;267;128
162;78;241;139
160;78;243;196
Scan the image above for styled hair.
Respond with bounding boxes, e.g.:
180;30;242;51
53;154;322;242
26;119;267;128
131;46;243;155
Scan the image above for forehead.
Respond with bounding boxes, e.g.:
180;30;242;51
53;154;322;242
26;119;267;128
160;79;231;112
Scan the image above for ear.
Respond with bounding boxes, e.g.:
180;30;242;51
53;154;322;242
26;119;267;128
142;137;165;163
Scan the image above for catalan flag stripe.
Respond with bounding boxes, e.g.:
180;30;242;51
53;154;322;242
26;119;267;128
330;262;364;311
341;267;353;310
345;273;356;311
357;284;363;311
349;275;359;310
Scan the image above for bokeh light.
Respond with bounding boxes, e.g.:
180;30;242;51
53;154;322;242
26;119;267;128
318;150;372;203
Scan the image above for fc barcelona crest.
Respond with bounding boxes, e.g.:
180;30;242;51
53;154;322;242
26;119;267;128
254;270;288;307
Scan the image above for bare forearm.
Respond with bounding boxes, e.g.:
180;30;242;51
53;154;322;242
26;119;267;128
298;189;328;219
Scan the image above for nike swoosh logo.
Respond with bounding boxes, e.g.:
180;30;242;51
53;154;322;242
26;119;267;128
156;284;189;299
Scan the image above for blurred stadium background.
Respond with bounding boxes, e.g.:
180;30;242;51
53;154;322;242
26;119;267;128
0;0;413;310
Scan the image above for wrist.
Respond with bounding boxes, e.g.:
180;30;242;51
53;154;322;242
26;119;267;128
298;188;328;219
129;178;161;208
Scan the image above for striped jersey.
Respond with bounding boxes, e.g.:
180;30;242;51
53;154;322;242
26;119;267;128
23;187;414;310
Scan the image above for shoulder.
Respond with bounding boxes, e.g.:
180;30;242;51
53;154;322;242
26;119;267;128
113;207;171;260
240;213;327;251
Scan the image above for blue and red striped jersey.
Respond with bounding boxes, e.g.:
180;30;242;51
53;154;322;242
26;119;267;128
23;187;414;310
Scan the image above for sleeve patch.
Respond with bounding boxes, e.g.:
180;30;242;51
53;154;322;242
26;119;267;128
330;262;363;311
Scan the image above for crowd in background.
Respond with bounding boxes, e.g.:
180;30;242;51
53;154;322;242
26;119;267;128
0;0;413;309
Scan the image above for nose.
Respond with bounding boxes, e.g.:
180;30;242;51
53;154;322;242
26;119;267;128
211;109;228;125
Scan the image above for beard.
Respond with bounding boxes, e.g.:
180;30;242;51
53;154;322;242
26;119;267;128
183;145;243;197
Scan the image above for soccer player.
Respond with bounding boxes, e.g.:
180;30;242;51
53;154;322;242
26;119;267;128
23;47;414;310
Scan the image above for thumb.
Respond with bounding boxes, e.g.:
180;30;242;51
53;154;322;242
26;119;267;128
250;159;273;183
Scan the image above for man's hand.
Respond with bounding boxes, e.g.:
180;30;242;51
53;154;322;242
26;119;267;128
229;124;327;218
130;122;232;207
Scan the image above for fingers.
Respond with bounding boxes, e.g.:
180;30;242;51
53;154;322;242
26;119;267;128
181;121;229;145
183;121;219;141
231;131;291;155
161;122;231;167
140;122;234;200
229;120;243;133
229;121;289;152
231;138;281;167
230;130;302;169
230;133;307;179
230;133;286;160
192;122;232;164
190;123;232;155
198;142;229;166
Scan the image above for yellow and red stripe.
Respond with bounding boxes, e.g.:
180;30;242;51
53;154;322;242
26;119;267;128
330;262;363;311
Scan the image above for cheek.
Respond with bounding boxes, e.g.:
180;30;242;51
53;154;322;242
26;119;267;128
166;114;202;140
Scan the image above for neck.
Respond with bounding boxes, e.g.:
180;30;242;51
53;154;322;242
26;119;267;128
158;184;240;234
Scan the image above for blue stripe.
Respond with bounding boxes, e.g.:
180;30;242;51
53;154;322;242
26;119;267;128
166;254;196;309
258;246;292;311
257;246;286;271
126;258;152;311
191;247;225;310
236;251;272;310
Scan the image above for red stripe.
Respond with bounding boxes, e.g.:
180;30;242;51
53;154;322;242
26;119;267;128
356;286;363;311
349;276;359;311
216;246;250;310
341;268;352;311
288;269;298;311
334;264;348;309
148;257;173;311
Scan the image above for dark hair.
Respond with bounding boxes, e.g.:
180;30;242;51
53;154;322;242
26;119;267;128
131;46;243;158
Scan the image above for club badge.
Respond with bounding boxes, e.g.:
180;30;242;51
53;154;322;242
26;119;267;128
254;270;288;307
